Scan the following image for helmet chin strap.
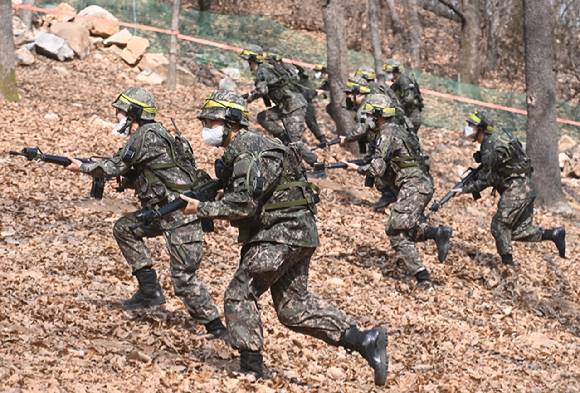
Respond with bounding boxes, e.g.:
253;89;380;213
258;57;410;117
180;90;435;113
218;122;234;147
117;114;136;136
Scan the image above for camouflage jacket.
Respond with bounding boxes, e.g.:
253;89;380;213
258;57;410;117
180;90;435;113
357;120;431;191
462;132;533;197
80;122;202;231
197;129;320;247
250;63;307;114
391;73;420;111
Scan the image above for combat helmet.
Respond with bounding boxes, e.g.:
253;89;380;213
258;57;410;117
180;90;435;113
361;94;398;118
466;110;495;133
344;75;372;94
356;65;377;82
382;58;403;73
266;47;283;62
198;89;250;128
313;63;327;73
112;86;157;121
240;44;264;64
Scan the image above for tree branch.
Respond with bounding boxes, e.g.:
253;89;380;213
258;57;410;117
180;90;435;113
437;0;465;24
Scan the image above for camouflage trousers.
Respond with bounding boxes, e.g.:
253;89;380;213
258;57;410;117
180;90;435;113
257;106;318;165
113;210;220;324
386;177;433;276
224;242;356;352
407;107;422;134
491;192;543;256
305;102;325;142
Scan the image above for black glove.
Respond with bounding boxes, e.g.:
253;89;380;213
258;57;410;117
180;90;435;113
318;136;328;144
473;151;482;163
214;158;233;182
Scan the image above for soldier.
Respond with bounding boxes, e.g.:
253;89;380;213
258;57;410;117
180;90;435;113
452;110;566;266
313;63;336;123
265;48;328;145
383;59;424;134
180;90;388;386
240;44;326;179
342;94;453;290
340;76;399;209
64;86;227;338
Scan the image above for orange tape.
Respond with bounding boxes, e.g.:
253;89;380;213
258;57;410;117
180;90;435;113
12;3;580;127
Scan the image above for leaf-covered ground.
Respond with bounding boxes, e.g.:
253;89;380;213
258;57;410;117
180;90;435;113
1;52;580;392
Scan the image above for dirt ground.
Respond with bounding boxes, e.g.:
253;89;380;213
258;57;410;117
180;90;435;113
1;51;580;393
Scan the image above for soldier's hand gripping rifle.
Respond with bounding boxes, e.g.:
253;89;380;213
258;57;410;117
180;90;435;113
133;176;225;232
312;137;341;151
426;165;483;218
10;146;108;199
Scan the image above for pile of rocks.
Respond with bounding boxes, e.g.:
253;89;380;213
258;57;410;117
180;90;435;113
12;2;238;89
558;135;580;178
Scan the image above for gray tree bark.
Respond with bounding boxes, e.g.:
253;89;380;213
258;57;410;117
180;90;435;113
19;0;36;31
418;0;462;22
486;0;500;70
384;0;404;56
523;0;565;206
167;0;180;91
321;0;354;137
407;0;421;70
0;0;20;102
368;0;385;82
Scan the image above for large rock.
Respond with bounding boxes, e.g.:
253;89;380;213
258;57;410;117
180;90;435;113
221;67;240;79
103;29;132;47
559;135;577;153
34;32;74;61
50;21;90;59
154;64;195;86
120;48;139;65
126;36;149;58
136;69;165;85
219;77;237;91
77;5;119;38
13;16;28;36
55;3;75;23
16;47;34;66
137;53;169;71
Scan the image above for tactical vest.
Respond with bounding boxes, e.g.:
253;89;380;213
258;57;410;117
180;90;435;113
385;121;429;172
126;123;209;206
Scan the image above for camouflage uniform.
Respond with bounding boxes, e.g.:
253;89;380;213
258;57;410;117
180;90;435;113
391;73;422;134
81;118;219;323
249;61;319;166
197;129;355;351
462;131;542;257
357;120;433;276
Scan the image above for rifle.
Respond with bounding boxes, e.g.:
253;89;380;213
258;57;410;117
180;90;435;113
242;92;272;107
133;177;225;232
307;157;375;187
312;137;341;150
10;146;108;199
426;165;482;218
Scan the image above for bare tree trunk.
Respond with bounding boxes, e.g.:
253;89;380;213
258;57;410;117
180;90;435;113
368;0;385;82
407;0;421;70
0;0;20;102
321;0;354;137
523;0;565;206
486;0;499;70
419;0;461;22
385;0;404;56
198;0;211;11
19;0;35;31
167;0;180;91
438;0;480;84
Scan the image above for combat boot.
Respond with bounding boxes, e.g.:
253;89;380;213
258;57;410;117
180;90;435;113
501;254;515;266
340;326;388;386
122;267;166;310
203;317;228;340
373;190;397;210
424;226;453;262
542;227;566;258
414;269;435;291
238;350;264;379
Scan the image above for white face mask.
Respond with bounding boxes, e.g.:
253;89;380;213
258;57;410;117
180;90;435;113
365;116;376;129
202;126;224;147
113;117;129;136
242;60;250;70
464;124;475;137
386;73;394;81
314;72;322;79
